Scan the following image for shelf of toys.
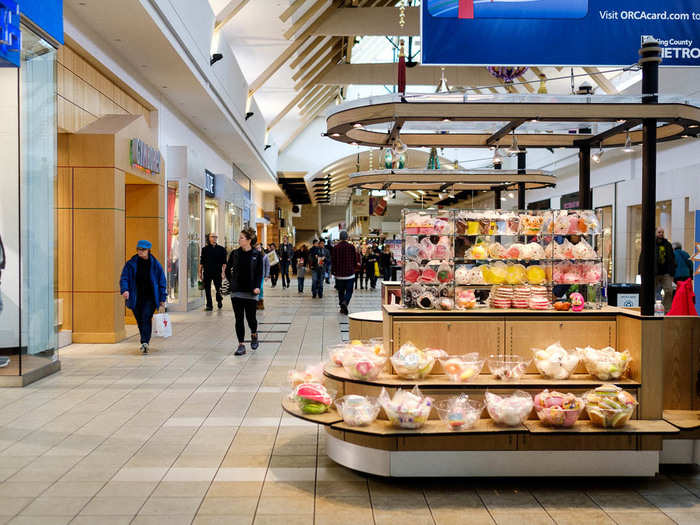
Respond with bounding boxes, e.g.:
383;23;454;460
401;209;607;312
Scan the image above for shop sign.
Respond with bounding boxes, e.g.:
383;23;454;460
129;138;161;175
204;170;216;197
422;0;700;67
351;194;370;217
0;0;20;67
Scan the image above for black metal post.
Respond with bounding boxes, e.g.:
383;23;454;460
517;150;526;209
579;145;592;209
639;38;661;316
494;188;502;209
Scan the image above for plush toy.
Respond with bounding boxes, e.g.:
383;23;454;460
570;292;585;312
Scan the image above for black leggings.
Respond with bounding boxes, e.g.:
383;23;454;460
231;297;258;343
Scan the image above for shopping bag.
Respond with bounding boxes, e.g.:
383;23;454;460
267;250;279;266
374;261;380;277
153;312;172;338
220;278;230;296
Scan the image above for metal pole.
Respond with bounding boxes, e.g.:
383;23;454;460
639;37;661;316
579;145;591;209
517;150;526;209
494;188;502;209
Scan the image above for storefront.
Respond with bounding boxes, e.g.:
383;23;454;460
0;0;63;385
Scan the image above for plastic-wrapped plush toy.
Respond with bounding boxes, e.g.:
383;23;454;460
485;390;533;426
438;297;454;310
506;263;527;285
342;349;388;381
468;266;487;285
470;243;488;260
404;261;420;283
522;242;545;261
435;395;484;430
440;353;484;382
404;213;421;234
534;390;585;427
455;288;476;309
418;214;435;235
335;395;381;427
405;236;420;260
553;212;570;235
488;242;506;259
294;383;334;414
433;217;451;235
572;238;597;259
485;262;507;285
579;346;631;380
583;262;603;284
520;214;544;235
433;236;452;260
505;243;524;260
455;265;470;285
526;265;546;285
541;211;554;234
584;384;637;428
288;362;326;387
506;214;520;234
418;237;435;260
418;266;438;283
533;342;580;379
487;354;531;379
379;386;433;429
437;261;453;283
580;210;601;233
390;342;436;379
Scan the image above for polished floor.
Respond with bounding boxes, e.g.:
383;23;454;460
1;280;699;524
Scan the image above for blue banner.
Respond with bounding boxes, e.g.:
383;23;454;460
422;0;700;66
21;0;63;45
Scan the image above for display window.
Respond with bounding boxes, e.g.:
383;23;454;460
225;202;241;252
626;200;672;282
596;206;613;281
188;185;202;301
205;197;218;238
167;181;180;302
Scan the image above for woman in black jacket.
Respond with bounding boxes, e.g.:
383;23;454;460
224;227;263;356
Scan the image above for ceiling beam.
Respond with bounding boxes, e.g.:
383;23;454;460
214;0;250;31
293;37;339;75
486;118;528;146
312;6;418;36
284;0;327;40
297;84;325;109
281;89;339;152
583;67;619;95
305;89;339;119
318;63;495;86
292;41;342;82
295;54;342;91
289;36;325;69
517;75;535;93
267;83;318;132
280;0;307;23
248;0;343;97
573;119;642;147
300;86;335;115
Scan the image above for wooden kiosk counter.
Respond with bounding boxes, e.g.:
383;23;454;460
282;305;692;477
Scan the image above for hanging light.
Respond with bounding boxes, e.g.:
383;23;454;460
506;131;520;156
392;138;407;155
623;132;634;153
493;149;503;165
591;147;604;163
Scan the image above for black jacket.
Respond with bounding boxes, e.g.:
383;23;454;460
225;247;264;294
279;242;294;262
200;244;227;276
638;238;677;277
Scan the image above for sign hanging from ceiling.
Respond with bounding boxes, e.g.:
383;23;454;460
421;0;700;67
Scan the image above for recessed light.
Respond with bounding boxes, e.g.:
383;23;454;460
352;123;363;129
79;2;86;5
331;133;340;137
351;142;358;146
162;85;167;89
442;118;451;122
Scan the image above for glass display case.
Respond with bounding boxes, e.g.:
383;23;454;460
401;209;607;311
167;181;180;302
187;185;202;302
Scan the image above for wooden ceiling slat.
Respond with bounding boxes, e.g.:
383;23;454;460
300;86;334;115
583;66;619;95
292;41;342;82
284;0;327;40
267;84;318;131
295;52;342;91
297;84;326;109
289;36;325;69
280;0;308;22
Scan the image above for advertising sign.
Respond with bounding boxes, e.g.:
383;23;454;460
694;211;700;314
204;170;216;197
0;0;20;67
351;194;370;218
129;138;161;175
422;0;700;66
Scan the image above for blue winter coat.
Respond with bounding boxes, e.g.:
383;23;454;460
119;254;167;310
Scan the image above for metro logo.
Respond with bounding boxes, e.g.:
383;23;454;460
427;0;589;20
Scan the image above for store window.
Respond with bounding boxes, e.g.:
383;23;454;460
205;197;218;238
188;185;202;301
20;25;57;365
225;202;241;252
626;200;672;282
167;181;180;302
595;206;613;281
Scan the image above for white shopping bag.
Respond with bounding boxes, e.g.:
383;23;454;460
153;312;172;338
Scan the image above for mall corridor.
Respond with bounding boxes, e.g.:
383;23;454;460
0;286;696;524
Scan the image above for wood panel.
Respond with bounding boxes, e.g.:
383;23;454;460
72;292;125;341
73;209;125;292
73;168;125;210
662;317;700;410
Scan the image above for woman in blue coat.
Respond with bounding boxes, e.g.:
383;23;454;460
120;240;167;353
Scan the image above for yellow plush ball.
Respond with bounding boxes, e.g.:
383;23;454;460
526;265;546;285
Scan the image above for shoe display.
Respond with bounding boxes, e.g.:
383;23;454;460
235;344;246;356
251;334;259;350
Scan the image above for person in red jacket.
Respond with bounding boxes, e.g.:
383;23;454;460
331;230;361;315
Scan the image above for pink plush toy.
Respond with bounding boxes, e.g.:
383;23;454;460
418;237;434;260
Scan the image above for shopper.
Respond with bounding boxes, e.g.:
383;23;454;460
268;243;280;287
363;244;379;290
119;240;167;354
321;239;332;284
279;236;293;288
355;244;365;290
332;230;361;314
638;227;676;312
380;244;395;282
255;242;270;310
199;232;227;311
295;244;308;293
309;239;325;298
225;228;263;356
673;242;693;284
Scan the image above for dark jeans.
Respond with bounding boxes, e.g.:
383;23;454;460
132;297;156;344
270;265;279;286
204;273;222;307
311;268;324;297
382;266;391;281
336;278;354;307
280;260;290;287
365;272;377;289
355;271;363;289
231;297;258;343
298;273;305;292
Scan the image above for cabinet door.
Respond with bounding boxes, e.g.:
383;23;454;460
393;320;451;353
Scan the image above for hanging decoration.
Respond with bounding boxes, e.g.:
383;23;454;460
398;0;406;28
368;149;374;171
384;148;393;169
426;147;440;170
398;40;406;95
487;66;528;86
537;73;548;94
436;67;450;93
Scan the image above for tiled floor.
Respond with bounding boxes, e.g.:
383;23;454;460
1;281;700;524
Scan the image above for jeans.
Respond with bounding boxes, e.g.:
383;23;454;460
311;268;324;297
382;266;391;281
270;265;279;286
132;297;156;344
280;260;290;287
231;297;258;343
336;278;354;307
203;273;222;308
365;272;377;289
298;273;305;292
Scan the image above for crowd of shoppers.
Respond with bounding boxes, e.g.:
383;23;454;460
120;228;396;355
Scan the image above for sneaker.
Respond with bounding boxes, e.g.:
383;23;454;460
312;294;317;298
339;304;348;315
251;334;259;350
140;343;149;354
0;356;9;367
205;305;213;311
235;344;246;356
217;301;223;309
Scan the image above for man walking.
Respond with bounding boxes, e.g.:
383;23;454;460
309;239;325;299
321;239;332;284
279;235;293;289
638;227;676;312
332;230;361;314
199;233;227;311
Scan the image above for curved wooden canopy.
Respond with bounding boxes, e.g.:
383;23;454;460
348;169;556;192
325;97;700;149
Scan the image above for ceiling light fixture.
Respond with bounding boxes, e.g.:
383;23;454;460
591;148;604;163
506;131;520;156
623;132;634;153
245;112;254;120
392;138;407;155
210;53;223;66
492;149;503;165
442;118;451;122
352;123;363;129
331;133;340;137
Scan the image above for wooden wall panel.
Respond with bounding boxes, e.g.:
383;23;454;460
73;168;124;210
663;317;699;410
72;293;126;343
73;209;124;293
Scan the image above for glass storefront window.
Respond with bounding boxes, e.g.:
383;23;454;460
225;202;242;252
596;206;613;281
20;26;57;368
188;185;202;302
626;200;672;282
205;197;218;238
167;181;180;302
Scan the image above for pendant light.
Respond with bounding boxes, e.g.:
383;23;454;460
506;131;520;156
623;132;634;153
591;148;604;163
493;149;503;165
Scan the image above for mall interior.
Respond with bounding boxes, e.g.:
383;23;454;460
1;0;700;523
